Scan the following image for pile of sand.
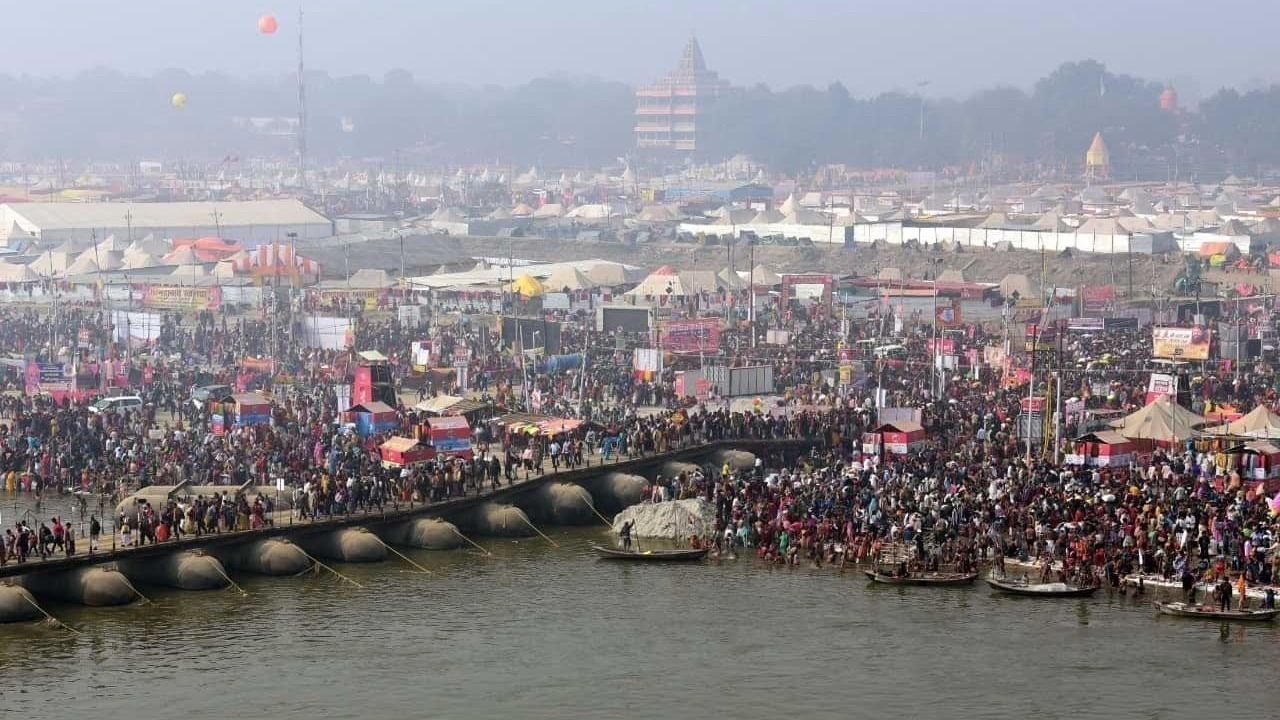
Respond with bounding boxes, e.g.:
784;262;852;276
611;498;717;540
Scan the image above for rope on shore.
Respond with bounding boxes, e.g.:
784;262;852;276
294;546;364;589
518;515;560;548
204;556;249;596
117;573;152;605
449;527;493;557
370;535;434;575
17;590;81;636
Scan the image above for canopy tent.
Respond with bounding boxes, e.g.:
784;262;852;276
170;264;208;280
348;268;395;289
0;261;39;282
163;246;201;265
998;273;1036;299
1110;396;1204;442
413;394;465;415
1207;405;1280;438
120;251;159;270
625;267;689;298
749;208;784;224
541;266;596;292
635;204;682;223
749;264;782;286
717;267;747;289
506;274;545;298
583;261;644;287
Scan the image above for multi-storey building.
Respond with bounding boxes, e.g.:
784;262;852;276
634;37;730;153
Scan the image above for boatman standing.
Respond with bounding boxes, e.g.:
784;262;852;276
620;520;635;551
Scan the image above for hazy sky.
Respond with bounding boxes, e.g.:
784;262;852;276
9;0;1278;98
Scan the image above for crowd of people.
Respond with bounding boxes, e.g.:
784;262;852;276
2;290;1280;613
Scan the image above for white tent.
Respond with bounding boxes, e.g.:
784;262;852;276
170;264;208;281
121;251;159;270
31;250;71;276
533;203;565;219
584;261;641;287
636;205;681;223
750;208;784;224
0;261;39;282
542;265;597;292
749;264;783;286
565;204;615;220
625;267;688;298
64;254;100;276
164;246;201;265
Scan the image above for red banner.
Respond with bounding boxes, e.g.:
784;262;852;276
1080;285;1116;313
660;319;721;352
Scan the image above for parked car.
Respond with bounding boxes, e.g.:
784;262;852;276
189;384;231;410
89;395;144;415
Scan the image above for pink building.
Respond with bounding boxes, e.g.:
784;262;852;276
634;37;730;153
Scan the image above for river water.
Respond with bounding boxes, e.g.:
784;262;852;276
1;493;1277;719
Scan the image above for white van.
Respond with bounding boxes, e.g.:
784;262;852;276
89;395;144;415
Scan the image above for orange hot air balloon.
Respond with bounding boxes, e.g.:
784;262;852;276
258;14;278;34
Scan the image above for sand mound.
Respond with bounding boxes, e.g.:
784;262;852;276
611;498;716;540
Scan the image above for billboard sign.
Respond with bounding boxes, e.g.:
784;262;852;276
1152;326;1211;360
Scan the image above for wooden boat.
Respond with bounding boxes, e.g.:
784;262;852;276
986;574;1100;598
864;570;977;586
591;544;709;562
1153;601;1280;622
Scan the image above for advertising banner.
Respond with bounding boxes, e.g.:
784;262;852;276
1152;326;1211;360
113;310;163;344
1145;373;1178;404
660;319;721;352
25;361;75;401
1080;285;1116;314
299;316;354;350
934;301;961;328
142;285;222;310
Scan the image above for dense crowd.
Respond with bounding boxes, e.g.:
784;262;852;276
4;295;1280;611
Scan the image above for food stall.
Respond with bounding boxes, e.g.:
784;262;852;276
868;421;928;455
380;436;433;468
422;415;474;460
349;401;399;437
210;392;273;435
1225;441;1280;488
1066;430;1135;467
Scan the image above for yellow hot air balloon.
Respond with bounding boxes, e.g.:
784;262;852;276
171;92;188;109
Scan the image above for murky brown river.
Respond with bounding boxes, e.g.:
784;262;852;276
0;491;1275;719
